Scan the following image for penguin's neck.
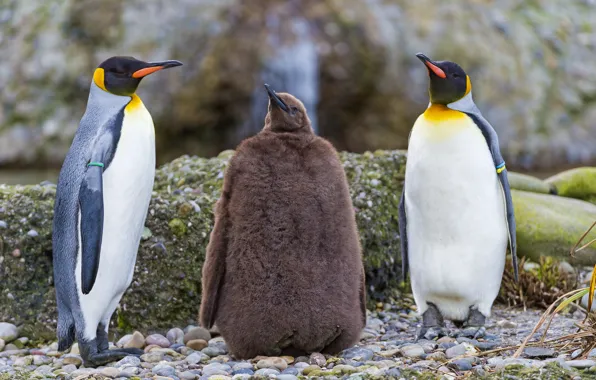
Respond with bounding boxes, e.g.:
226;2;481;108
423;103;466;123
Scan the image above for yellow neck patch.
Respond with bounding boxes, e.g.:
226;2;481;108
93;68;108;92
423;104;466;123
465;75;472;96
125;94;144;113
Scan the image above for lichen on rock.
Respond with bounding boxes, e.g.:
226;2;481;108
546;167;596;204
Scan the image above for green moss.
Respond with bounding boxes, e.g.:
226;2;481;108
168;218;188;236
546;167;596;204
508;171;555;194
512;190;596;266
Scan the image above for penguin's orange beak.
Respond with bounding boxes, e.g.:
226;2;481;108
416;53;446;79
132;60;183;78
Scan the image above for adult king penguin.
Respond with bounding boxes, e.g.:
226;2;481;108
199;85;366;359
399;53;517;340
53;56;182;366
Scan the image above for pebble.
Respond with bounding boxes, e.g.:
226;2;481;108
186;351;209;364
400;343;425;358
451;358;474;371
0;323;18;343
0;339;4;352
153;363;177;376
184;327;211;343
257;356;288;370
231;368;254;376
309;352;326;366
340;347;374;361
524;347;556;358
281;367;300;375
141;351;165;363
180;370;200;379
277;375;298;380
254;368;280;376
302;365;321;375
124;331;145;349
146;333;171;348
202;345;227;357
101;366;121;378
167;327;185;345
62;364;78;373
187;339;208;350
62;353;82;367
566;359;596;369
445;343;467;359
497;319;518;329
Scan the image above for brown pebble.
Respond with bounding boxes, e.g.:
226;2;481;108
144;344;161;353
186;339;208;351
11;249;21;258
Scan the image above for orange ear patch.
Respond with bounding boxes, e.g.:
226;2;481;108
424;61;446;78
132;66;164;78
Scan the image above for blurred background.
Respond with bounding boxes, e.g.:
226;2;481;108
1;0;595;184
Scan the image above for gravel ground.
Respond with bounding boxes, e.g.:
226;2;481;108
0;302;594;380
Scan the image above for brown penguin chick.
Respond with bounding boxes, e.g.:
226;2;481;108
199;84;366;359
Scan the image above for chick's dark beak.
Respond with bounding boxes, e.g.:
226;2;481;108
264;83;290;113
132;60;183;79
416;53;446;79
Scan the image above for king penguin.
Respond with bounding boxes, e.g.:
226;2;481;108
398;53;518;340
52;56;182;366
199;84;366;359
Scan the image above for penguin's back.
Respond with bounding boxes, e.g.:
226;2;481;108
216;131;363;355
405;105;507;320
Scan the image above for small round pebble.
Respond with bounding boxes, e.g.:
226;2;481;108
146;333;171;348
167;328;185;345
184;327;211;344
100;366;121;378
187;339;208;350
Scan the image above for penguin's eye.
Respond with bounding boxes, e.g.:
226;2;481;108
291;106;299;114
453;73;461;79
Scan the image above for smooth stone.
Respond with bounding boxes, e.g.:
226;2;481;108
451;358;473;371
180;371;199;380
117;334;133;348
232;362;254;371
566;359;596;369
203;363;232;377
445;344;467;359
32;355;52;365
13;356;33;366
69;342;80;355
202;346;227;357
309;352;326;366
186;339;208;351
281;367;300;375
254;368;280;376
496;358;535;369
124;331;145;349
439;342;456;350
340;347;374;361
0;339;4;352
276;375;298;380
256;356;288;371
437;336;455;344
333;364;358;374
496;319;518;329
140;351;165;363
153;363;176;376
294;361;309;369
62;364;78;373
101;367;121;378
35;365;53;375
231;368;254;376
588;348;596;358
186;352;209;364
426;351;447;362
167;328;185;345
146;334;171;348
571;349;583;359
524;347;556;359
71;368;97;376
302;365;321;375
184;327;211;344
116;355;141;367
400;344;425;358
384;368;402;377
62;353;83;367
121;366;139;376
0;323;18;343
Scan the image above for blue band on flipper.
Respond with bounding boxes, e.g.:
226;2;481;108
496;161;506;173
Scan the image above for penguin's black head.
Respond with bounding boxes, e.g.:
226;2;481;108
93;56;183;96
263;84;313;133
416;53;471;105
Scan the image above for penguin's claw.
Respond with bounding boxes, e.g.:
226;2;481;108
82;350;129;367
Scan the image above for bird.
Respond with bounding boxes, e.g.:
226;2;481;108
399;53;517;340
199;84;366;359
52;56;182;366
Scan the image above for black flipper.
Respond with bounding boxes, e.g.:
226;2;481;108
78;111;124;294
465;112;518;282
398;190;409;281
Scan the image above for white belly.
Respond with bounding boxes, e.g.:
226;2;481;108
76;103;155;339
405;113;507;321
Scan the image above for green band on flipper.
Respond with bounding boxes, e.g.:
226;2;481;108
87;162;104;168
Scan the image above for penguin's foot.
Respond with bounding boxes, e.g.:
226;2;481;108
456;308;487;339
111;347;145;356
81;348;130;367
417;303;447;341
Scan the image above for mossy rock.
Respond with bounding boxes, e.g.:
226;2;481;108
0;150;406;339
508;172;555;194
513;190;596;266
546;167;596;204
